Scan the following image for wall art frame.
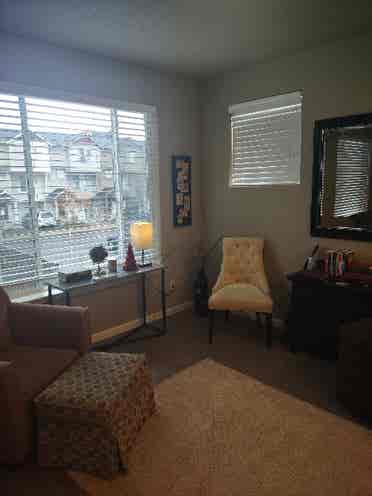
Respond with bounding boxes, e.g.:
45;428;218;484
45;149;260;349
172;155;192;227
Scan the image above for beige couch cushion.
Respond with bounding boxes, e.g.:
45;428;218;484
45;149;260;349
209;283;273;313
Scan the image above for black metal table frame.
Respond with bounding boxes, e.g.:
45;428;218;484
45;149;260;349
46;266;167;344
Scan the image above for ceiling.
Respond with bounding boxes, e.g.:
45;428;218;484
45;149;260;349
1;0;372;78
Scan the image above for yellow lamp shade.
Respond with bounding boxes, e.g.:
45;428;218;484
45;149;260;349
130;222;153;250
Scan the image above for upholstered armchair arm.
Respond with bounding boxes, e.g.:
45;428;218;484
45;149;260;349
255;268;271;296
9;303;91;354
0;362;25;459
0;363;22;416
212;265;226;294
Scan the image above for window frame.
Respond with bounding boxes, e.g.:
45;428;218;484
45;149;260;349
228;91;303;188
311;111;372;242
0;82;161;295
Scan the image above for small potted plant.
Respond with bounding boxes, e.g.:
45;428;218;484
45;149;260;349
89;245;108;277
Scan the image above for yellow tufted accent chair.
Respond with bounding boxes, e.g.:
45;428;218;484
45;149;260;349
208;237;273;347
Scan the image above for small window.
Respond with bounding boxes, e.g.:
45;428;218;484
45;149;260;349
128;151;136;163
229;91;302;186
0;206;9;221
20;175;27;192
68;175;80;191
79;148;86;162
12;174;27;192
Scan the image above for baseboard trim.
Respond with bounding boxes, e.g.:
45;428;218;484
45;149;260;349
91;300;193;344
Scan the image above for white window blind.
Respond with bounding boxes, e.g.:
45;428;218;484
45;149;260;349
0;92;160;296
334;138;370;217
229;91;302;186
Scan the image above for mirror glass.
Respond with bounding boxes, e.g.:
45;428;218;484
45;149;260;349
311;113;372;241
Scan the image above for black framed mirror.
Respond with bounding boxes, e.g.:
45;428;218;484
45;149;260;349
311;112;372;241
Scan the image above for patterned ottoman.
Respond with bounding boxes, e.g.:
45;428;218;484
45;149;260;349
34;352;155;479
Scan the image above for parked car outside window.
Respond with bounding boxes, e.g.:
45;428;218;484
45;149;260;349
22;211;57;229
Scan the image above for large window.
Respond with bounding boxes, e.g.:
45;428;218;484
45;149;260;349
229;92;302;186
0;92;159;297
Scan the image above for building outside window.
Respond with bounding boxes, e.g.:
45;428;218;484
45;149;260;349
12;174;27;193
67;174;81;191
0;93;160;297
79;148;86;162
0;206;8;221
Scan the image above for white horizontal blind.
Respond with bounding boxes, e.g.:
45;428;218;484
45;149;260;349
334;138;370;217
0;94;38;287
144;110;160;262
0;92;159;295
116;109;158;264
229;92;302;186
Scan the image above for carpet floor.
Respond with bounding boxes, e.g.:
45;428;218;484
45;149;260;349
72;358;372;495
1;310;370;495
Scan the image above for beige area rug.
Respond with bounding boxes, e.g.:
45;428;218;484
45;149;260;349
71;359;372;495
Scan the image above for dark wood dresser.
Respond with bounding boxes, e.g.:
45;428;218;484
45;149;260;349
287;271;372;360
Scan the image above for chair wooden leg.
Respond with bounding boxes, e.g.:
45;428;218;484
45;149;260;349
225;310;230;322
209;310;215;344
256;312;262;328
265;313;272;349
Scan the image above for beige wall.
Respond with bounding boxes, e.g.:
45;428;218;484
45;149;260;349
3;30;372;327
201;32;372;317
0;33;202;333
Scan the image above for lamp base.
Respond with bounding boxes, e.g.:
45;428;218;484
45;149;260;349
138;248;152;268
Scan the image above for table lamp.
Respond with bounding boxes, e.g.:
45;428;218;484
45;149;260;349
130;221;153;267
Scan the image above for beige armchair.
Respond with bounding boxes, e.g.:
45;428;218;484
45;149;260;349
0;286;90;464
208;237;273;347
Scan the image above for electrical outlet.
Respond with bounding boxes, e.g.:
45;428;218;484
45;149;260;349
169;279;176;292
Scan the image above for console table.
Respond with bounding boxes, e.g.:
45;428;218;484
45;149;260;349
287;271;372;360
45;264;166;343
